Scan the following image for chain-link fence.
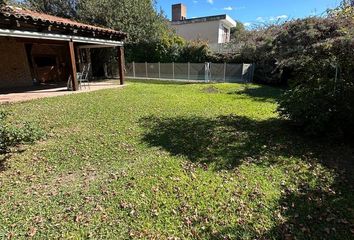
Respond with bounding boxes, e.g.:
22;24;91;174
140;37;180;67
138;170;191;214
105;62;255;83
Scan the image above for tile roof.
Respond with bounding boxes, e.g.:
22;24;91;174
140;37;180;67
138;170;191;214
0;5;126;38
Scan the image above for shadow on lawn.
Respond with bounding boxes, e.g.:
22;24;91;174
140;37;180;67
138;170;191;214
216;174;354;239
0;156;6;172
140;114;354;239
261;182;354;239
228;85;284;102
140;115;314;170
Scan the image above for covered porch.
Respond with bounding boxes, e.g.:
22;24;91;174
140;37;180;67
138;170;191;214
0;6;126;95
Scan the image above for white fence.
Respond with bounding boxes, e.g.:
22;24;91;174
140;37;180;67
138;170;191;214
105;62;255;83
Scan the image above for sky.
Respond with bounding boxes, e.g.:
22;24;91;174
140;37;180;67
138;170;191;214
156;0;341;27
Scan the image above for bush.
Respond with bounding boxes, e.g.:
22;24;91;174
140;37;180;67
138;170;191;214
212;25;283;85
176;40;211;63
222;9;354;137
277;16;354;137
0;110;44;153
278;84;350;136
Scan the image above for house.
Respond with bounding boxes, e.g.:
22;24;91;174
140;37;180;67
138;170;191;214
169;3;236;46
0;5;126;91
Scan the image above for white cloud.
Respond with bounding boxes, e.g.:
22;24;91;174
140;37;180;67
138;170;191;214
256;17;265;22
257;15;288;23
244;22;251;27
223;6;233;11
207;0;214;4
274;15;288;21
193;0;198;3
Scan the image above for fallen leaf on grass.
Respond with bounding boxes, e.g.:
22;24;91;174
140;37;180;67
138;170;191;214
7;231;15;239
27;227;37;237
75;214;84;223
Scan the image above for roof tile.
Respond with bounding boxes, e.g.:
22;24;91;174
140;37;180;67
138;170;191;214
0;6;126;37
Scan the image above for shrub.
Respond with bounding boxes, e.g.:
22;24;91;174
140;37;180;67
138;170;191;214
0;110;44;153
212;25;283;85
222;10;354;137
277;16;354;137
176;40;211;63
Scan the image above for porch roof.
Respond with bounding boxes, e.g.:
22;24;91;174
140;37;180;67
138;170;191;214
0;5;127;45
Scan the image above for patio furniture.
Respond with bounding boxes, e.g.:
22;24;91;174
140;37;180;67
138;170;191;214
78;63;91;89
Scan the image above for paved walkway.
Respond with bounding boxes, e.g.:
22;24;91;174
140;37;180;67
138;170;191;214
0;81;125;104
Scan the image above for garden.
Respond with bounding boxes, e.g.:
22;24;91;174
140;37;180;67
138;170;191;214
0;81;353;239
1;0;354;238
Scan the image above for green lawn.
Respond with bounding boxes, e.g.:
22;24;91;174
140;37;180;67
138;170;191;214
0;80;353;239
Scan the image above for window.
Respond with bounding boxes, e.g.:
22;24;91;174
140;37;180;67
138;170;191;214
221;25;230;43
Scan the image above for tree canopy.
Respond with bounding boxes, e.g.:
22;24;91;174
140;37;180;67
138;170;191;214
230;21;246;41
13;0;192;62
17;0;166;44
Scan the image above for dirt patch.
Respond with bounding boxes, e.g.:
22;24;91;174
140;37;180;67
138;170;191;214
24;167;100;197
201;86;220;94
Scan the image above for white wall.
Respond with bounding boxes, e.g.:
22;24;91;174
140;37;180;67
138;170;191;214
171;20;233;44
218;23;231;44
170;20;221;44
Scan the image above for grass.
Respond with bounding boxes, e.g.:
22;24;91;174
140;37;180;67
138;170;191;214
0;80;353;239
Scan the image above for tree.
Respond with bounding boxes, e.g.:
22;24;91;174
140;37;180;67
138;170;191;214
275;16;354;136
230;21;245;41
342;0;354;6
76;0;167;44
19;0;165;43
21;0;79;18
1;0;14;6
17;0;186;62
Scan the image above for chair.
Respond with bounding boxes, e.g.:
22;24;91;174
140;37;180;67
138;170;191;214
77;63;91;89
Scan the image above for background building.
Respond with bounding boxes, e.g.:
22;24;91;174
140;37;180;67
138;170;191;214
169;3;236;46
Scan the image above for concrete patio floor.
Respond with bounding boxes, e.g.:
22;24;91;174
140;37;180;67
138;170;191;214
0;81;125;104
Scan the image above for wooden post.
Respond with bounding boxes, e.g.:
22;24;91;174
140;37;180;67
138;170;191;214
68;41;79;91
118;46;125;85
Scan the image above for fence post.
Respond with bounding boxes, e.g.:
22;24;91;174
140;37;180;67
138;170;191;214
133;61;136;78
205;62;210;83
172;62;175;79
251;64;255;83
188;62;190;80
158;62;161;79
223;62;227;82
145;62;148;78
241;63;244;82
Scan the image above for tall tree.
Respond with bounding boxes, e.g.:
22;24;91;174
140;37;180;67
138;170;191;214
19;0;168;44
81;0;170;44
16;0;185;63
1;0;11;6
22;0;79;18
230;21;246;41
